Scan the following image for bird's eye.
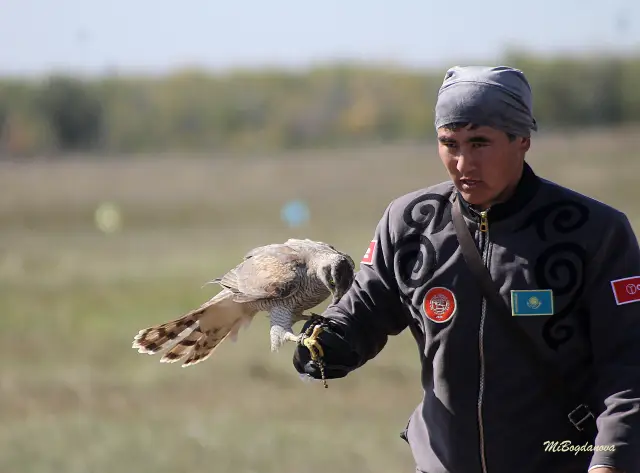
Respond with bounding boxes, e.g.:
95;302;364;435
329;278;335;286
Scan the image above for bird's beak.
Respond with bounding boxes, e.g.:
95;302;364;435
331;288;345;305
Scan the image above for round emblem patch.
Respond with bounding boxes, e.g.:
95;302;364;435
527;296;541;309
423;287;457;323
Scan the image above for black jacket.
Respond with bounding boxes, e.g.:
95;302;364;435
295;163;640;473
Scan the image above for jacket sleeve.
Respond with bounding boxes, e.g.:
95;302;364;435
586;211;640;473
320;200;411;372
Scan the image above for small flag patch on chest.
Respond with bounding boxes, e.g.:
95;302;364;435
611;276;640;305
510;289;554;316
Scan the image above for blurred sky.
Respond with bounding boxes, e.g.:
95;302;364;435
2;0;639;76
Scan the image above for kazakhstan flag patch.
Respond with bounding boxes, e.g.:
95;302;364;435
510;289;554;316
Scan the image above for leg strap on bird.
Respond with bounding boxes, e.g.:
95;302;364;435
298;313;329;388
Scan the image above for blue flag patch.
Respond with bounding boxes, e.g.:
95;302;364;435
510;290;554;316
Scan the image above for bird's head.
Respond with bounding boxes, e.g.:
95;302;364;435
319;253;356;304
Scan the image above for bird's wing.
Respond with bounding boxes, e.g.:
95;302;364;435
216;244;303;303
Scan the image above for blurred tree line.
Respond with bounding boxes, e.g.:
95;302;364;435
1;52;639;157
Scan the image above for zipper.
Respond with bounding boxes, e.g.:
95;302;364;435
479;210;489;233
477;208;490;473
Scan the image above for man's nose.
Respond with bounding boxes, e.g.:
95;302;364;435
456;152;477;175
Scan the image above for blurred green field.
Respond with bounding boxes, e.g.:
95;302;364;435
2;126;640;473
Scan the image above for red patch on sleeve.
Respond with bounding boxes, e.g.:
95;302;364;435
361;240;376;265
611;276;640;305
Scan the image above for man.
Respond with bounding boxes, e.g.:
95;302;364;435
293;66;640;473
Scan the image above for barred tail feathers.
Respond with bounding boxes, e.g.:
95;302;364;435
132;311;201;355
132;290;254;367
178;315;249;367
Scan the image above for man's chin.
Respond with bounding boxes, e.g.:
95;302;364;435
457;188;491;209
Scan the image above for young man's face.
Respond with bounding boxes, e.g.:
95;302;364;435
437;123;531;210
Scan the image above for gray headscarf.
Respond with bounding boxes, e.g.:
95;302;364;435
434;65;538;137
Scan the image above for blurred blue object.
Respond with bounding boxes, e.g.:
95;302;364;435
281;200;310;227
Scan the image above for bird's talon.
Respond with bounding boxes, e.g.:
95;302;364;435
300;325;324;354
299;322;328;388
302;331;325;358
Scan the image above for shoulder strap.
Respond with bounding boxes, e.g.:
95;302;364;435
451;195;595;434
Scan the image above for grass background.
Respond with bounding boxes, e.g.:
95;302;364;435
2;125;640;473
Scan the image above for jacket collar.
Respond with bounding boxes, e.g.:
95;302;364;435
456;161;541;223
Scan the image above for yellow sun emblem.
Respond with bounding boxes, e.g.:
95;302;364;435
527;296;542;309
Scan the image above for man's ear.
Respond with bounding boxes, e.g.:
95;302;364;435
519;136;531;152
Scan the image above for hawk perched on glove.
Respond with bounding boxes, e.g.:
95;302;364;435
132;238;355;367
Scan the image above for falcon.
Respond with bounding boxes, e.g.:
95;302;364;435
132;238;355;369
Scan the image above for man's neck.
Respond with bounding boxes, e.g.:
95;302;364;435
474;181;519;212
472;164;525;212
